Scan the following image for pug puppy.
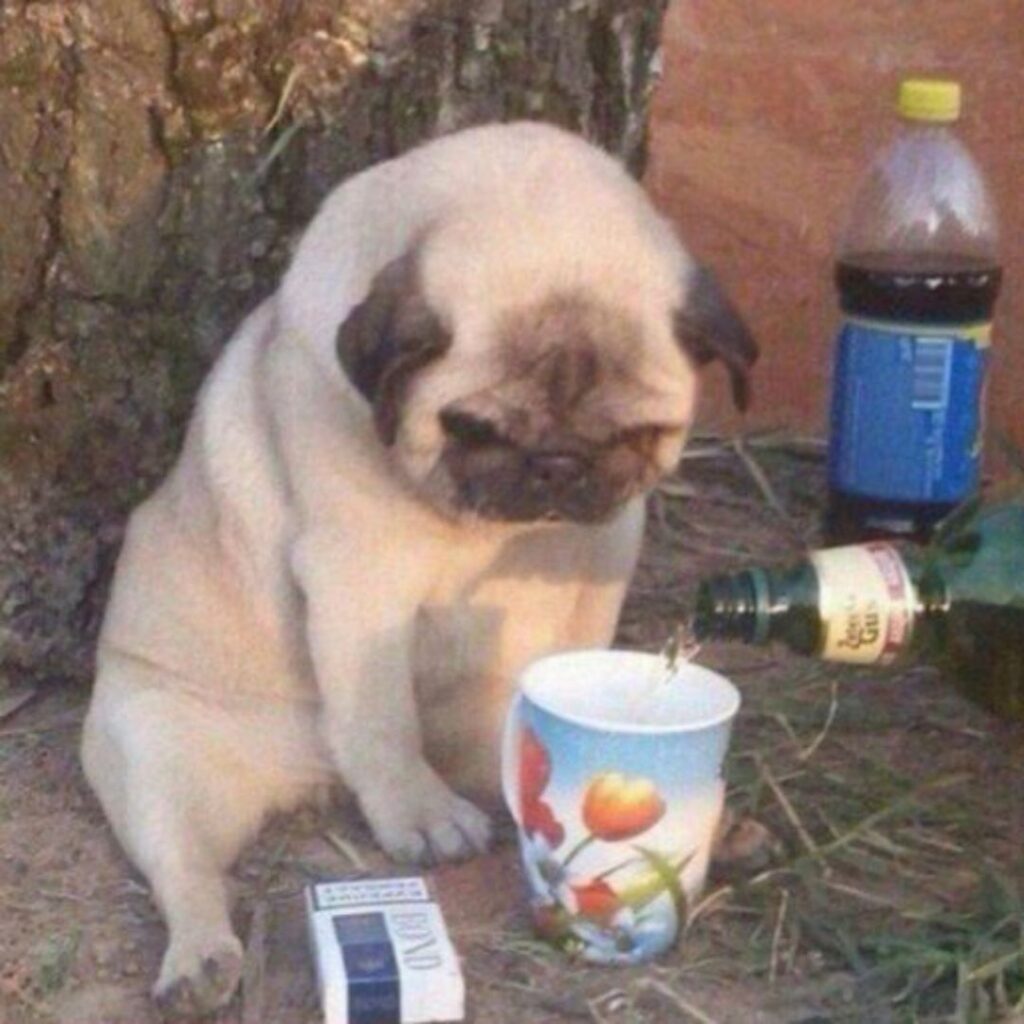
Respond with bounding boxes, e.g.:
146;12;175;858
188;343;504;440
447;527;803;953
81;121;756;1015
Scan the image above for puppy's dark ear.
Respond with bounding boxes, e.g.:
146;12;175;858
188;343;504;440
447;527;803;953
336;253;451;445
674;264;759;411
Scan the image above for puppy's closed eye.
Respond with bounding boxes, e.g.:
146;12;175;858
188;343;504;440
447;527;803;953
439;410;506;447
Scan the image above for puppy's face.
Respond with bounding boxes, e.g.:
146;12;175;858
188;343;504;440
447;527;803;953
431;294;691;523
337;231;756;526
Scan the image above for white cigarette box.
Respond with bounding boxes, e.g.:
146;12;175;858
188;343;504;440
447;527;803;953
305;877;465;1024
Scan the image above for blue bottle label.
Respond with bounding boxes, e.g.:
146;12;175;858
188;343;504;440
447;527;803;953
828;318;990;504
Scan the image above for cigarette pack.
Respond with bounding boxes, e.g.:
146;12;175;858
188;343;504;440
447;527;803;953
305;876;465;1024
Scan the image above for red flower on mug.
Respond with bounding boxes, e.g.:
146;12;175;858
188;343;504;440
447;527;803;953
523;799;565;850
581;772;666;841
520;728;552;798
520;728;564;848
571;879;621;924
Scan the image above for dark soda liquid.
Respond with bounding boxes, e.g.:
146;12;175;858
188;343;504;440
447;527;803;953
825;251;1003;545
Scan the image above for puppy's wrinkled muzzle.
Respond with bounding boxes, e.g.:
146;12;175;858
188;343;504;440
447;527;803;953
458;470;626;524
526;451;589;490
522;451;611;522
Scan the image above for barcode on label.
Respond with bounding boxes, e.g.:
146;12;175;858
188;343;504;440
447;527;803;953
911;337;953;410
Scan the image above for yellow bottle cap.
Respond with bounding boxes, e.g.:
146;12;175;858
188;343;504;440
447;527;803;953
898;79;962;122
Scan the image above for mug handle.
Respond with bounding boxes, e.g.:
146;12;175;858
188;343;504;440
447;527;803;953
500;693;524;826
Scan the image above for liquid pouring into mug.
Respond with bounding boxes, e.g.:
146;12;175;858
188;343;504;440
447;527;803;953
661;623;703;678
627;624;703;722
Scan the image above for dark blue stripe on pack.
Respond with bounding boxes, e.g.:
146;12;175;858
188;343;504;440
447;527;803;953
334;913;400;1024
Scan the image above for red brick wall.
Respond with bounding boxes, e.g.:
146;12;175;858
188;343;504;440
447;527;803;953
646;0;1024;466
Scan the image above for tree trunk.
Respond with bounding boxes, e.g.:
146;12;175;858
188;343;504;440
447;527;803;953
0;0;668;687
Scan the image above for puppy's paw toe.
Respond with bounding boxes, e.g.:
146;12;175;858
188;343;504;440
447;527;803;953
366;776;493;865
379;826;430;864
154;935;243;1018
423;794;493;861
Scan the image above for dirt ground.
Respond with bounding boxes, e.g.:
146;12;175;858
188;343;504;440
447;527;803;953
2;446;1023;1024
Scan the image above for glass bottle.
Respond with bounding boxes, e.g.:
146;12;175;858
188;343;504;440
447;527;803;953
695;490;1024;721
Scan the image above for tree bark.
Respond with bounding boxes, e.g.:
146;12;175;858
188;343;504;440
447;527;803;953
0;0;668;687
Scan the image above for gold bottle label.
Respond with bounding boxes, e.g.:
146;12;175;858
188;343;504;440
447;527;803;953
810;543;915;664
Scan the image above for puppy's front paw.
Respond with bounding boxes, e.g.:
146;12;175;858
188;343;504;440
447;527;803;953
361;770;492;864
153;932;243;1018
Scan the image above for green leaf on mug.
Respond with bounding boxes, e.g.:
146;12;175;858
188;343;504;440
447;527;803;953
618;847;693;915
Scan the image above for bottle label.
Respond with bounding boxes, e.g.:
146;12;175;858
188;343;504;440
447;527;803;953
828;318;990;503
811;543;915;664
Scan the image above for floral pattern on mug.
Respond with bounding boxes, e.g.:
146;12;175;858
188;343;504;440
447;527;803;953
519;728;565;848
517;733;693;965
582;772;666;841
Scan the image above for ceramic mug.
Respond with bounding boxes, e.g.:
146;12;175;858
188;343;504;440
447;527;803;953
501;649;740;964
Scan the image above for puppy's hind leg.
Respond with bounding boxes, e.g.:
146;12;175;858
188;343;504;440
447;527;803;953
82;676;312;1017
147;862;242;1018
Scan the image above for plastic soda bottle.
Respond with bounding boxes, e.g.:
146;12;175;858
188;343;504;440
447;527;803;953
825;79;1002;544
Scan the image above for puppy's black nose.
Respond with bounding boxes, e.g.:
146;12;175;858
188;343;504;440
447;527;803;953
528;451;588;489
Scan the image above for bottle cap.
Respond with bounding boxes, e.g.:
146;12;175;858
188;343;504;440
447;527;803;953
898;78;962;122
